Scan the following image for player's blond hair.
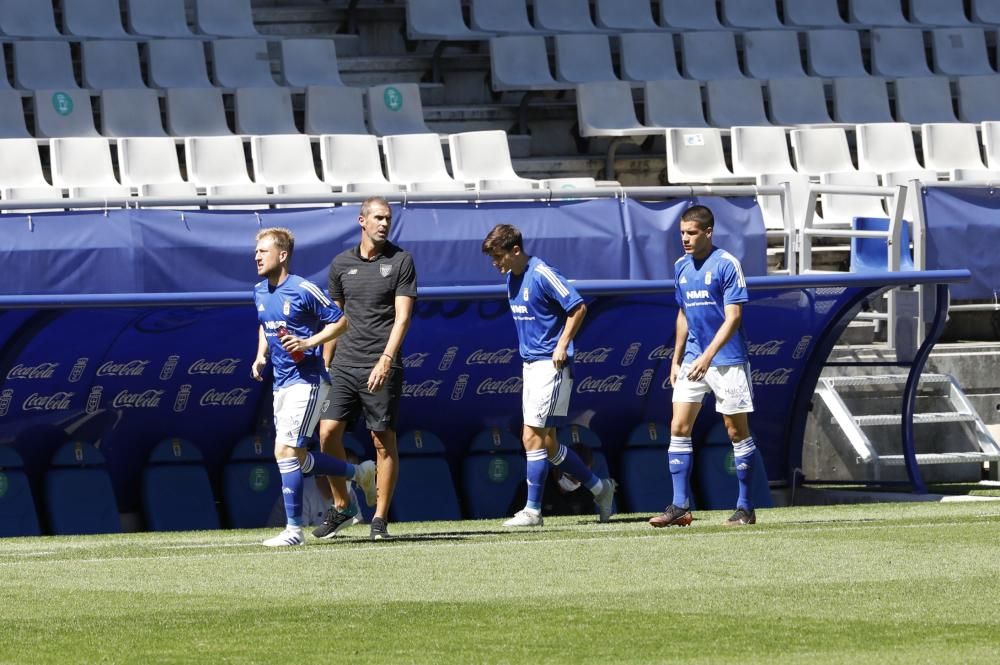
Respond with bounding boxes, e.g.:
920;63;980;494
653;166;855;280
256;227;295;261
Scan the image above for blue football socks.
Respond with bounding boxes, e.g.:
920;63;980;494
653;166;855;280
668;436;694;509
277;456;304;527
549;443;603;495
301;451;353;479
733;436;757;511
525;448;549;513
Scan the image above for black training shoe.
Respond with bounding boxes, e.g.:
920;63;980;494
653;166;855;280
370;517;392;541
723;508;757;526
312;506;358;539
648;504;693;528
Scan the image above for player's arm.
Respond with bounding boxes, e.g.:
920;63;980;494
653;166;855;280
670;309;688;386
687;303;743;381
367;294;415;392
252;325;269;381
322;298;345;369
282;316;348;356
552;302;586;370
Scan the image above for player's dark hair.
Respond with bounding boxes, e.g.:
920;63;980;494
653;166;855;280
481;224;523;255
681;205;715;230
360;196;391;218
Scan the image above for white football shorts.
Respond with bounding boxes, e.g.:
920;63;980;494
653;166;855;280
672;362;755;415
522;360;573;428
273;381;330;447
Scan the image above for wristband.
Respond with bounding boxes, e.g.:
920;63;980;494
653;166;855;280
382;353;393;361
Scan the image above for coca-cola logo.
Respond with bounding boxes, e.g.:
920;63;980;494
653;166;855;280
187;358;241;376
22;391;74;411
576;375;626;394
751;368;794;386
575;347;613;364
401;379;442;397
465;348;517;365
6;362;59;380
476;377;522;395
648;345;675;360
111;389;164;408
747;340;784;356
199;388;251;407
97;360;150;377
402;353;430;368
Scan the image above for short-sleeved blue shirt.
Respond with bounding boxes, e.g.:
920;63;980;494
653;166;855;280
507;256;585;362
254;274;344;390
674;247;749;366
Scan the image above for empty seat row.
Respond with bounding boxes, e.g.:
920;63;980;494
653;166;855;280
491;27;1000;90
411;0;1000;38
0;0;262;40
0;38;344;91
0;130;545;207
0;83;438;140
576;76;1000;138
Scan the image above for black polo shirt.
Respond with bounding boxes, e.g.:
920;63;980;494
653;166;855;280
327;241;417;368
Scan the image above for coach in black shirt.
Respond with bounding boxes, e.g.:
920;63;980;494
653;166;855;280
316;196;417;541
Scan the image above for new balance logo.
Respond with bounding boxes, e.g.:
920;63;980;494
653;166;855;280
348;268;359;275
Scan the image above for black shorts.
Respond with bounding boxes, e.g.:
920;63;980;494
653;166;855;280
320;364;402;432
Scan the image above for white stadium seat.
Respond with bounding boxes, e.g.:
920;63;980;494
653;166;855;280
382;133;466;191
320;134;402;192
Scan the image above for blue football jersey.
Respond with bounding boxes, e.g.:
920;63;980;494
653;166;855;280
507;256;585;362
254;274;344;390
674;247;749;366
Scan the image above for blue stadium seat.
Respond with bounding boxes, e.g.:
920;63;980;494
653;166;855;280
694;424;772;510
0;446;41;537
851;217;915;272
462;428;525;519
223;434;280;529
391;430;461;522
44;441;121;535
619;421;673;513
143;438;219;532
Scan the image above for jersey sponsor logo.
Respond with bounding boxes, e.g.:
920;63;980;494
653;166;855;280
576;374;626;394
750;368;794;386
686;289;711;299
22;391;74;411
402;352;430;368
451;374;469;401
262;320;288;331
380;263;392;277
6;362;59;380
510;304;529;314
187;358;241;375
200;388;251;407
575;347;613;364
648;345;675;360
112;389;164;409
465;348;517;365
476;376;522;395
746;340;784;356
97;360;150;377
401;379;442;398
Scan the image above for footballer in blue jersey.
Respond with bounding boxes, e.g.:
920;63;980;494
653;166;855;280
482;224;617;527
649;205;761;530
251;227;363;547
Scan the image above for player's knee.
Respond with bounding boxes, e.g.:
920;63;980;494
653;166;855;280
274;442;303;460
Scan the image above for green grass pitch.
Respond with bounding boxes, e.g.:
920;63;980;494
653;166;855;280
3;501;1000;664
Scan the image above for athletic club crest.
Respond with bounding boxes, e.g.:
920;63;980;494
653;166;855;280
380;263;392;277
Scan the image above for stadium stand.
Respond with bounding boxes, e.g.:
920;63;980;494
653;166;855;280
125;0;196;39
211;39;279;88
0;91;32;138
930;28;993;76
981;121;1000;169
223;435;281;529
391;430;462;522
383;132;465;191
100;89;168;138
49;137;131;199
81;41;148;90
469;0;539;35
957;76;1000;123
643;79;709;128
805;28;869;77
783;0;848;28
920;123;989;173
847;0;909;26
575;81;663;141
63;0;130;39
405;0;492;41
304;85;369;135
790;127;856;175
461;428;525;519
234;87;300;135
0;0;60;38
881;169;939;220
279;38;345;87
870;28;935;78
856;122;924;173
165;88;233;136
534;0;614;34
742;30;809;79
448;129;538;190
755;171;814;230
767;77;835;125
618;422;673;513
680;30;746;80
705;79;770;127
910;0;972;26
660;0;726;30
320;133;401;192
33;90;100;138
117;136;197;197
13;41;80;91
147;39;215;89
894;76;960;124
553;34;618;84
367;83;433;135
665;127;746;184
0;138;60;197
618;32;682;82
489;35;567;91
731;126;794;177
850;216;916;272
595;0;660;32
818;171;889;227
971;0;1000;23
720;0;784;29
193;0;261;37
142;438;220;532
0;446;41;537
184;136;256;188
251;134;330;192
831;77;895;123
44;441;121;535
